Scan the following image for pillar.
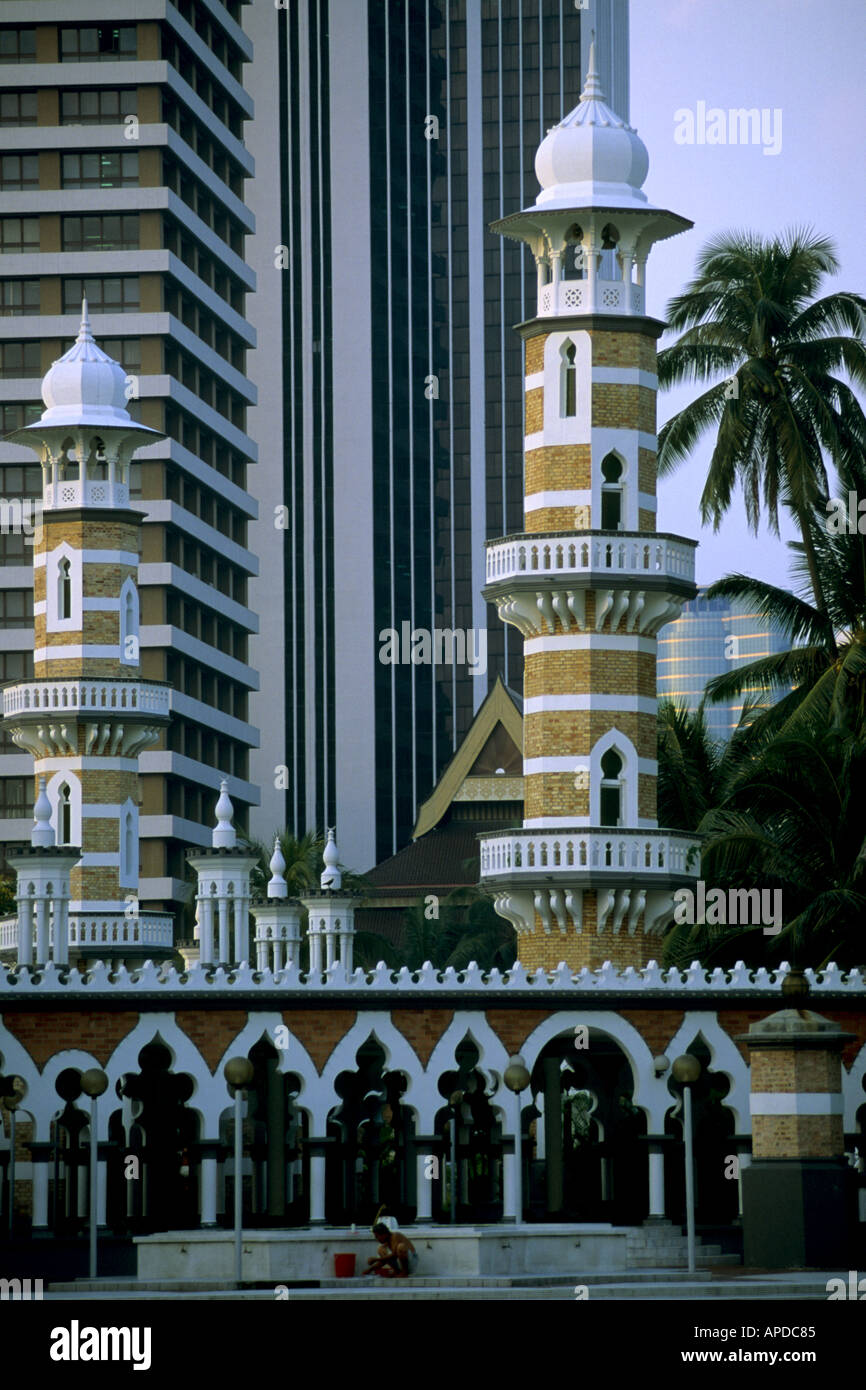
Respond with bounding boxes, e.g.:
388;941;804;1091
543;1057;563;1214
17;896;32;968
309;1149;326;1224
266;1054;286;1219
647;1139;666;1218
200;1151;218;1226
414;1144;434;1223
737;984;856;1267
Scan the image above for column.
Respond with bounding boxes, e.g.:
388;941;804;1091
199;896;214;966
96;1148;108;1226
339;925;353;973
255;930;268;972
543;1057;563;1214
308;919;323;973
414;1144;434;1223
54;896;69;966
17;895;33;967
309;1150;326;1224
266;1054;286;1219
737;1147;751;1219
233;895;248;965
217;895;230;964
31;1149;50;1228
550;248;563;314
647;1139;666;1218
35;893;49;965
200;1152;218;1227
324;919;337;970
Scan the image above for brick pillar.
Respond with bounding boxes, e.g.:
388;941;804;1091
737;975;856;1267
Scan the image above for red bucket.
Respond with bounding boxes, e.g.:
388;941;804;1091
334;1253;356;1278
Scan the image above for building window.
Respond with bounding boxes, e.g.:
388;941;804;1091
0;92;38;126
601;454;624;530
0;403;41;432
0;778;30;819
60;89;137;124
0;217;39;253
101;338;142;373
562;341;577;418
61;151;139;189
599;749;623;827
62;277;139;315
0;341;41;377
0;590;33;628
62;214;139;252
119;799;139;886
46;545;81;630
0;281;39;317
58;783;73;845
0;154;39;189
119;577;139;665
59;26;137;62
58;557;72;620
0;29;36;63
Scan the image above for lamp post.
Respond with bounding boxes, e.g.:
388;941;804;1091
672;1054;701;1274
503;1055;531;1224
224;1057;254;1286
79;1068;108;1279
448;1090;463;1225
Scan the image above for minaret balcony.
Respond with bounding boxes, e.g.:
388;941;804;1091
538;275;645;318
4;678;171;721
44;478;129;511
479;827;700;885
485;532;696;586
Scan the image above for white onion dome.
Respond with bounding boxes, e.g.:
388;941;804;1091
39;301;138;429
533;41;649;210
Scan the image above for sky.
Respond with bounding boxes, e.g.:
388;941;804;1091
627;0;866;592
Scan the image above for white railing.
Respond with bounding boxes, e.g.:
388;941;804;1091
44;480;129;511
0;913;174;953
485;533;696;585
538;278;645;318
68;913;174;949
3;679;170;718
479;829;700;879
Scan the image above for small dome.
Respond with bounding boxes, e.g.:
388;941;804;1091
534;42;649;209
39;301;136;428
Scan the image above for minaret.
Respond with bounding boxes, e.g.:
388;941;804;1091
300;828;357;975
187;781;259;968
479;47;700;971
2;305;172;962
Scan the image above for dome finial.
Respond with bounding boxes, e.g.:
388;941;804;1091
212;778;236;849
78;298;93;343
321;827;341;891
581;35;605;102
32;775;55;848
267;836;288;899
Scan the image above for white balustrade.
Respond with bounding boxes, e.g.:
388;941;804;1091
538;277;645;318
44;480;129;511
3;679;170;719
485;533;696;585
478;829;700;879
67;913;174;949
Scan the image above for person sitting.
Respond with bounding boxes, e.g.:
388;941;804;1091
363;1222;417;1278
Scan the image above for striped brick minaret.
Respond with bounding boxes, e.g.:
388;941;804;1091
479;46;700;971
3;305;172;963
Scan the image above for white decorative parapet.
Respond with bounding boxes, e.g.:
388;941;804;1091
538;277;645;318
485;533;696;585
67;913;174;949
44;479;129;511
479;829;700;879
4;679;170;719
0;913;174;953
0;957;863;996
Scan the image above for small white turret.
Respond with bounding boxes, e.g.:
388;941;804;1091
321;827;341;891
267;837;288;899
213;779;236;849
32;775;55;848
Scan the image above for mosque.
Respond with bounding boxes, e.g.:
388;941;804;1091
0;48;862;1281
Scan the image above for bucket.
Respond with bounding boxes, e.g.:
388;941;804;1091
334;1253;356;1278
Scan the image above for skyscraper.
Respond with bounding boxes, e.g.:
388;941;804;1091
0;3;259;922
657;588;793;742
247;0;631;870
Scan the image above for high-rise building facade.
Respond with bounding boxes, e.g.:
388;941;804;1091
247;0;630;871
0;2;259;921
657;589;793;743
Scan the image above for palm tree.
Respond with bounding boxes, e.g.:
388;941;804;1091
657;228;866;623
699;445;866;741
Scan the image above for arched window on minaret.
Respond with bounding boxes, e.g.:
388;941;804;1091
561;341;577;418
599;749;623;827
58;783;72;845
601;454;624;530
119;577;140;666
58;557;72;620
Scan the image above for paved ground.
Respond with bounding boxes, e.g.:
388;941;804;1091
44;1270;837;1301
